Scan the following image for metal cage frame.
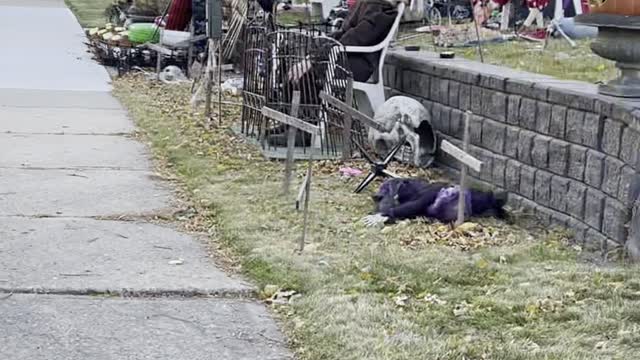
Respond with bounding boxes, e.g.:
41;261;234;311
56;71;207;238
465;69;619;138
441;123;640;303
240;15;366;158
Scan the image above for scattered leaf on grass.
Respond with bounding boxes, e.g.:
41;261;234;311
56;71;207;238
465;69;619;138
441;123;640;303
423;293;447;305
453;302;470;317
263;284;279;298
266;289;299;305
595;341;608;350
395;294;409;307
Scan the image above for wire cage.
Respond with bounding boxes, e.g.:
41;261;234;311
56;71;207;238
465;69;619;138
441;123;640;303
240;16;366;158
241;14;274;140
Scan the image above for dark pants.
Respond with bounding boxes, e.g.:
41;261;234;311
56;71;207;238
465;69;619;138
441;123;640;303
348;54;374;82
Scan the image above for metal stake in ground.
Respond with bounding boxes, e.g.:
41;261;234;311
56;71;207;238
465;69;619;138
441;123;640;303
468;0;485;63
440;111;482;225
261;105;321;252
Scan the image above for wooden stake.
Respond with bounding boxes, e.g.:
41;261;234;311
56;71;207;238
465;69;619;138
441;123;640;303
283;92;301;195
156;52;163;80
260;105;321;253
204;39;215;119
341;81;354;160
187;20;194;78
299;133;317;252
319;91;384;132
456;111;471;226
218;40;223;126
440;112;481;227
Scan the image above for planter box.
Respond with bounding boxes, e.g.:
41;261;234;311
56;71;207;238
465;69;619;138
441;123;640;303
591;0;640;16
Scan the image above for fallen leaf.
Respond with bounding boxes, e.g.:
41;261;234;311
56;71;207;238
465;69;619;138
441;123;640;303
263;284;279;298
424;293;447;305
453;302;470;317
595;341;608;350
395;294;409;307
476;258;489;269
457;222;479;233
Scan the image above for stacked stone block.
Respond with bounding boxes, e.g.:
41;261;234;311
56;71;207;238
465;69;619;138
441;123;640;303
384;51;640;251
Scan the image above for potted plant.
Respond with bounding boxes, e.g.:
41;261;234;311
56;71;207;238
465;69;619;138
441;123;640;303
590;0;640;16
576;1;640;97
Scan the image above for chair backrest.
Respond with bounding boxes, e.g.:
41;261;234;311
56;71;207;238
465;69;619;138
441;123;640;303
373;1;405;85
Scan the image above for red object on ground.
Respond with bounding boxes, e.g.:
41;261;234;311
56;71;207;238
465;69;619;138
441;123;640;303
519;28;546;41
526;0;549;10
165;0;192;31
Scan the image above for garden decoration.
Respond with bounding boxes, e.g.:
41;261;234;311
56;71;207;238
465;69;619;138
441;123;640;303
440;111;483;225
240;21;356;159
591;0;640;16
202;0;224;124
576;0;640;97
320;92;437;193
320;91;405;194
282;92;301;194
261;101;321;252
352;139;404;194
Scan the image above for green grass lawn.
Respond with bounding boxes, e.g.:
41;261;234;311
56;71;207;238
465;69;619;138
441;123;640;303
397;26;617;84
65;0;112;28
114;75;640;360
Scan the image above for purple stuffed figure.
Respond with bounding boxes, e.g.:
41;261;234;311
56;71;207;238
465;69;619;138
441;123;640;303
362;178;507;226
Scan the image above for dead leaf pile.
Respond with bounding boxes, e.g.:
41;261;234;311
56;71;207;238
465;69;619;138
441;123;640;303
384;219;521;251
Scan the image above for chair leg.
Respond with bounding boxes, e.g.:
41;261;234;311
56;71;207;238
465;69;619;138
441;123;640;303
354;90;374;117
369;86;386;114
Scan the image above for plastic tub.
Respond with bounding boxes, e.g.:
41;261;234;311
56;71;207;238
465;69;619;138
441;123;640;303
160;29;191;47
128;23;160;44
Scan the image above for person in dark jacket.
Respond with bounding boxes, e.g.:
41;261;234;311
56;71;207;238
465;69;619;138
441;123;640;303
285;0;400;84
362;178;508;226
329;0;399;82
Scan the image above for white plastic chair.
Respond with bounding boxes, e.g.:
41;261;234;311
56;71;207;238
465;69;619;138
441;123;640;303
343;1;405;117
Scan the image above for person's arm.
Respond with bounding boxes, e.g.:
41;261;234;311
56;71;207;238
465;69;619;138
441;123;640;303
330;0;364;40
382;191;438;220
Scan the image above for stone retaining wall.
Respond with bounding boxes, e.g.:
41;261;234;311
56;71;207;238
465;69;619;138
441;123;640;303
384;50;640;253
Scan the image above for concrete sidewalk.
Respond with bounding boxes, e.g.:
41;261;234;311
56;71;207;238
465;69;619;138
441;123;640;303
0;2;291;359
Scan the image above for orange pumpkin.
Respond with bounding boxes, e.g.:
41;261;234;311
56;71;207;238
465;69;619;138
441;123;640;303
591;0;640;16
